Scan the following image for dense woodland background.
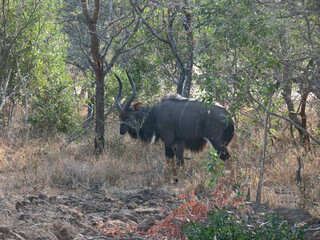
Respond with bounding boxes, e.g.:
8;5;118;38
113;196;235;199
1;0;320;238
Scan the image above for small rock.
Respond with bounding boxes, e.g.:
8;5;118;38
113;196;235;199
107;219;128;228
69;208;84;220
124;212;139;222
27;196;37;203
109;213;125;221
68;194;82;201
147;201;157;207
0;225;10;235
18;213;30;221
49;196;57;201
38;194;48;200
103;196;114;202
53;220;75;240
15;200;27;211
309;218;320;224
127;201;137;209
275;207;312;224
135;218;155;232
154;214;164;220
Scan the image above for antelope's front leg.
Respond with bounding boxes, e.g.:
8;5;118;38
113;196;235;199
175;140;185;167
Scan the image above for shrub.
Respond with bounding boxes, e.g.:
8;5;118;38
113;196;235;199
185;206;306;240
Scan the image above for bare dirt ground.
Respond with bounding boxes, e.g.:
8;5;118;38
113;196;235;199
0;186;182;239
1;184;320;239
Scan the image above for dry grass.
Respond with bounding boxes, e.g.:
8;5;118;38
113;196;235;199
0;106;319;218
232;106;320;215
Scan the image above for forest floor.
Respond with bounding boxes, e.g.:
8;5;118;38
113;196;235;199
1;120;320;239
0;186;182;239
1;178;320;239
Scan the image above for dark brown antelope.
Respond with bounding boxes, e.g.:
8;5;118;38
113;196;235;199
115;72;235;181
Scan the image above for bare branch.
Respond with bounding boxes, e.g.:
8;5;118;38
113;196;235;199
0;67;13;112
93;0;100;23
131;2;170;44
247;88;320;145
167;9;184;71
156;43;178;84
105;15;141;73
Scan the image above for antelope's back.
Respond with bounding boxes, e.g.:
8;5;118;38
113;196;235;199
154;98;208;139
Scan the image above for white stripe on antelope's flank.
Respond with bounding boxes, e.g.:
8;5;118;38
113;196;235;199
151;132;156;144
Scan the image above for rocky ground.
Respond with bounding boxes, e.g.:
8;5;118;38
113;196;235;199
0;187;180;239
0;187;320;240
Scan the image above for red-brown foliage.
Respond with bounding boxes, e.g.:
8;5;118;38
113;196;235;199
97;177;246;240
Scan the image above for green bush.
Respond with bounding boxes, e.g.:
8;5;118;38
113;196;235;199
26;1;81;134
185;206;306;240
202;148;225;186
28;76;81;133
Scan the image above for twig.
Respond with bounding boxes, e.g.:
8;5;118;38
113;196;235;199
305;227;320;232
265;142;317;159
61;114;94;149
61;107;116;149
9;231;26;240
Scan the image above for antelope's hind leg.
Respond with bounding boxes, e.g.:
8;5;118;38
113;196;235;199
165;145;178;183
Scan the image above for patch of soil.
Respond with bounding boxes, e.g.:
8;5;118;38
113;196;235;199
0;188;180;239
0;187;319;239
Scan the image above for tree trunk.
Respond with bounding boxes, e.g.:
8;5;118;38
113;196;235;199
81;0;105;155
94;64;105;155
181;0;193;98
176;70;185;95
182;67;192;98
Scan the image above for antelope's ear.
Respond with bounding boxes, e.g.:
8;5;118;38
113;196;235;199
133;102;143;112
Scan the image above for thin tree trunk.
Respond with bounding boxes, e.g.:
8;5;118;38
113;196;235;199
94;67;105;155
16;58;29;140
87;78;95;119
176;70;185;95
299;91;310;147
256;97;272;203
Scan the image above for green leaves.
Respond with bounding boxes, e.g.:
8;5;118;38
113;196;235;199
25;0;81;134
202;149;225;186
185;206;306;240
